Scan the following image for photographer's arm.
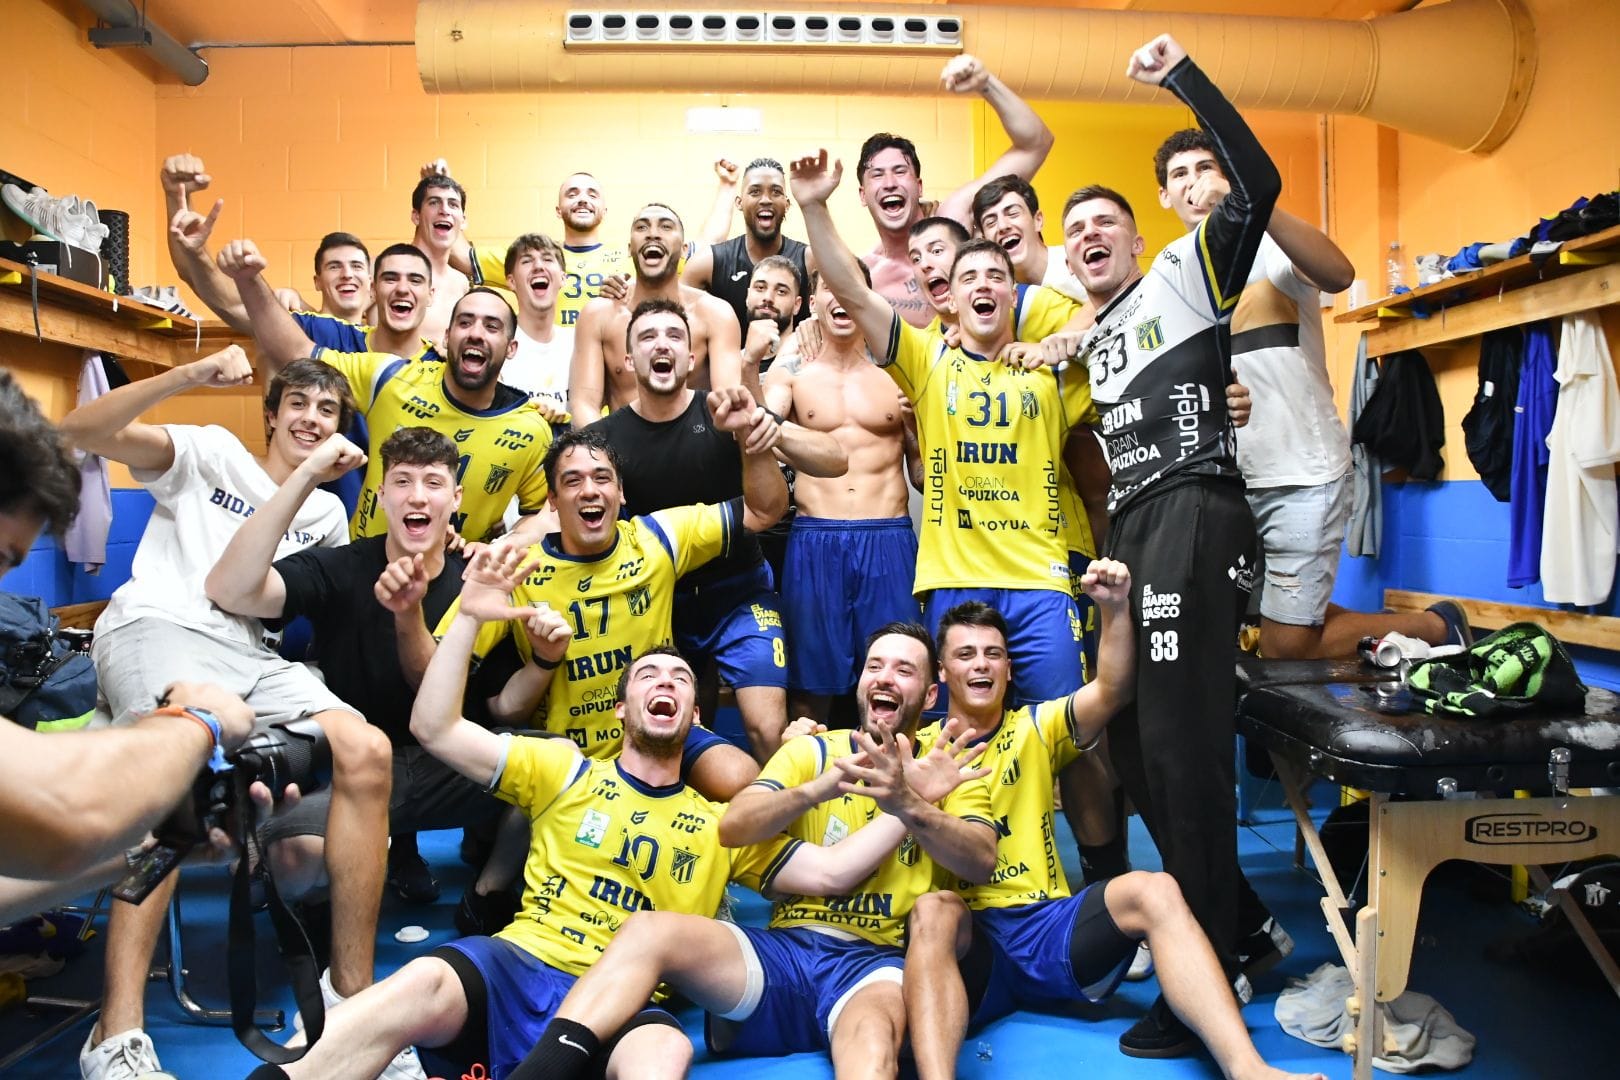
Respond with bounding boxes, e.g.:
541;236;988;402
0;683;253;882
0;852;129;927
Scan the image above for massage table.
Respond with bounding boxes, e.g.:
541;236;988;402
1235;658;1620;1078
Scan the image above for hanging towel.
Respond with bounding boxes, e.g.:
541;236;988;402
62;353;113;572
1351;349;1445;480
1275;962;1476;1072
1541;312;1620;605
1347;333;1383;557
1508;325;1558;588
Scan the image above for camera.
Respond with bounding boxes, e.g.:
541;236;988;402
113;716;332;904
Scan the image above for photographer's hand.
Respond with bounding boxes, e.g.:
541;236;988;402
161;681;255;752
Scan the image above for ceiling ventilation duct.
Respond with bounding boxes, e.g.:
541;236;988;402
416;0;1536;153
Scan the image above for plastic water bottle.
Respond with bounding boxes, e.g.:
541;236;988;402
1386;242;1405;295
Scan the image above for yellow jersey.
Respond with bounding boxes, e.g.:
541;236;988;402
881;302;1097;596
493;736;799;975
754;727;995;947
951;697;1099;910
470;501;740;754
316;350;553;543
476;242;634;329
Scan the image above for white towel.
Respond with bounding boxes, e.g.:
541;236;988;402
1274;962;1476;1072
62;352;112;572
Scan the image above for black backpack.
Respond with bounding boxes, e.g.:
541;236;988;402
0;594;98;730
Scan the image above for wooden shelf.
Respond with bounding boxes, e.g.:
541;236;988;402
1336;223;1620;357
0;256;242;367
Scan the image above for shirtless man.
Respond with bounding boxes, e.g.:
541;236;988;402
764;262;921;726
410;172;472;346
860;54;1054;327
568;203;745;425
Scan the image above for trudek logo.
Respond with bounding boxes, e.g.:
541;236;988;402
1465;813;1597;845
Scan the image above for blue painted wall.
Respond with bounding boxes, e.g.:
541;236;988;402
2;489;155;606
1333;478;1620;690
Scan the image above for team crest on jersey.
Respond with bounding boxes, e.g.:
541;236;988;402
484;464;512;495
897;834;920;866
670;847;700;885
627;586;651;617
575;809;610;848
577;575;593;593
1135;317;1165;352
453;427;474;443
1001;758;1022;786
1020;389;1039;420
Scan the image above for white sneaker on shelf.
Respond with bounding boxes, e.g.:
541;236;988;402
1125;940;1154;981
2;183;66;241
79;1028;177;1080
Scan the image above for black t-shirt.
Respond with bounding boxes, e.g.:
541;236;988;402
708;234;811;333
274;536;477;746
591;395;762;586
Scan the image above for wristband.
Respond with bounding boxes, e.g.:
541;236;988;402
531;653;562;671
762;407;785;426
152;704;231;773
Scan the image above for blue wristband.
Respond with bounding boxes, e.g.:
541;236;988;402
175;706;231;773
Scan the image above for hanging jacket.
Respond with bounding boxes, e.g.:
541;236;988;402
1462;328;1523;502
1347;333;1383;557
1351;349;1445;481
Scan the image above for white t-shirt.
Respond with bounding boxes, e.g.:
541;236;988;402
1230;236;1352;488
1040;244;1087;302
1541;312;1620;606
97;425;348;648
503;323;576;415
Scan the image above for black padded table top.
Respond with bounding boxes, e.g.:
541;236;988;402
1236;658;1620;795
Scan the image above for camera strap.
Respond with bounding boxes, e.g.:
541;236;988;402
227;792;328;1063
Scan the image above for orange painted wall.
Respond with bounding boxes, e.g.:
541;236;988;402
151;46;977;310
1322;0;1620;483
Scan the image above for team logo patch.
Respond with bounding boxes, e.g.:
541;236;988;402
897;835;920;866
1000;759;1022;786
453;427;474;443
1135;316;1165;352
575;809;610;848
670;848;699;884
484;464;512;495
823;816;850;846
1020;389;1039;420
630;810;650;825
627;585;651;616
577;575;593;593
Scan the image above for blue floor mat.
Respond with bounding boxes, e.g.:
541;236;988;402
1;793;1612;1077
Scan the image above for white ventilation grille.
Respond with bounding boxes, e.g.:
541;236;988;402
564;11;963;51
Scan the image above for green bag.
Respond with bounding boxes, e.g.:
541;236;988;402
1406;622;1588;718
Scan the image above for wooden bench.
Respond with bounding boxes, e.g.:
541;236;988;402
49;600;107;632
1385;589;1620;651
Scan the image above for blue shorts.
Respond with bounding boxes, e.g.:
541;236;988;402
439;936;578;1078
781;517;920;694
675;564;788;691
708;924;903;1057
968;886;1135;1027
923;587;1085;707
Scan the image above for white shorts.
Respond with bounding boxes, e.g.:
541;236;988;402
1246;474;1352;627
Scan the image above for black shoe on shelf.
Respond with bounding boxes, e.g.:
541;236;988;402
386;848;441;905
1118;995;1199;1059
1236;915;1295;978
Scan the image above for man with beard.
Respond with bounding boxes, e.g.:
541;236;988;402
904;590;1327;1080
569;203;746;424
226;238;553;544
450;170;634;330
763;262;922;727
684;157;813;332
522;623;994;1079
238;563;950;1080
498;232;574;424
409;172;472;346
859;54;1054;328
590;299;845;761
739;255;805;374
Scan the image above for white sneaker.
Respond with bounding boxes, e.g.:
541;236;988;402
79;1028;177;1080
1125;940;1154;981
380;1045;428;1080
2;183;66;242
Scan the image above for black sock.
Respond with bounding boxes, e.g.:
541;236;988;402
244;1067;291;1080
1079;787;1133;885
508;1017;602;1080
